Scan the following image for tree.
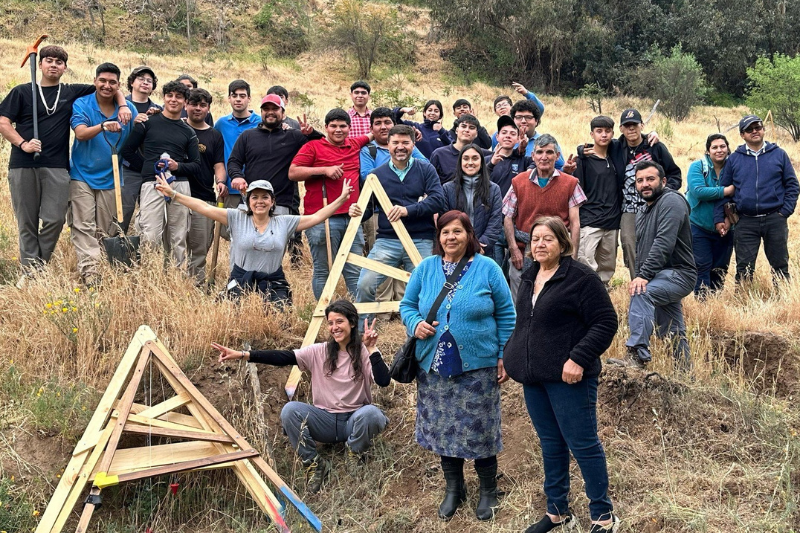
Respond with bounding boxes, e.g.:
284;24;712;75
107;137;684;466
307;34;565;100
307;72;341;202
747;54;800;142
630;46;706;121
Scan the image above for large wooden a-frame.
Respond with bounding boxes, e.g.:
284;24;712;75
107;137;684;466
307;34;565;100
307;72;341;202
35;326;320;533
285;173;423;398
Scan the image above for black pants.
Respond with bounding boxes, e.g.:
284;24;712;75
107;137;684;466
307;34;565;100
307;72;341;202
734;212;790;283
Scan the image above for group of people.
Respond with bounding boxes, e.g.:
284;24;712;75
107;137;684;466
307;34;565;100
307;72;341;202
2;44;798;533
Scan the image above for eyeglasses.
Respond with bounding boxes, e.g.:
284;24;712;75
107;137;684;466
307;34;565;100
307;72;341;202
135;76;154;84
514;115;535;122
744;124;764;134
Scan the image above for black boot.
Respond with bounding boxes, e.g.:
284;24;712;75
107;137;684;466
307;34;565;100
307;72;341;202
475;460;499;521
438;457;466;520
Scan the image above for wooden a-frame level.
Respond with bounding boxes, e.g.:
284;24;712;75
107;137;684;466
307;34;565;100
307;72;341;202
35;326;321;533
285;173;423;398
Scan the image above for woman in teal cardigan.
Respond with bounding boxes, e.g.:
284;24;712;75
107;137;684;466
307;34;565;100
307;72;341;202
400;210;516;522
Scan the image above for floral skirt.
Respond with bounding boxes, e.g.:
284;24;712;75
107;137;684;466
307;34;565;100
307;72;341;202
415;366;502;459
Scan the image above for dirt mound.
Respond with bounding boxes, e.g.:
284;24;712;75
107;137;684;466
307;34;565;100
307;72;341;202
713;330;799;397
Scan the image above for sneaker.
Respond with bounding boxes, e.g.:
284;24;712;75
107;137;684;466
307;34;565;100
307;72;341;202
524;513;576;533
345;447;365;470
305;456;330;494
607;347;646;369
589;514;620;533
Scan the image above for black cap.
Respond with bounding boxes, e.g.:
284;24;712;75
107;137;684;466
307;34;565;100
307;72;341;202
130;65;157;81
620;108;642;125
739;114;763;132
497;114;516;132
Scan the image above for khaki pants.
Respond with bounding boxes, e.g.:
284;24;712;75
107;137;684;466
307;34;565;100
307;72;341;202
187;201;216;284
137;181;191;266
620;212;637;280
69;181;116;280
578;227;619;285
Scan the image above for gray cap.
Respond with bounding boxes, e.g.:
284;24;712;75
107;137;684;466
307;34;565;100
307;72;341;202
246;180;274;194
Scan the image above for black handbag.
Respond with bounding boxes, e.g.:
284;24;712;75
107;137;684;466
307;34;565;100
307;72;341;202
390;255;470;383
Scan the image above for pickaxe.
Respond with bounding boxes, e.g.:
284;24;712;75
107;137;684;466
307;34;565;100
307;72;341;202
21;34;48;161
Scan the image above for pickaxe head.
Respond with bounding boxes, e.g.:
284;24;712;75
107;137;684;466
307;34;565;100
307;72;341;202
21;35;49;68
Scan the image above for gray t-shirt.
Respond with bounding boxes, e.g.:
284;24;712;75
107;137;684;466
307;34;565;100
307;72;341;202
227;209;300;273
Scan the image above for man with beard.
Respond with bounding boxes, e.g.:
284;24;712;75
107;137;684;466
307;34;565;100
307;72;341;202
226;94;322;268
609;161;696;370
351;124;444;325
183;88;226;284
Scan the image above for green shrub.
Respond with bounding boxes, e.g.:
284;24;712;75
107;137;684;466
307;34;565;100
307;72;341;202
629;45;707;121
254;0;310;57
746;54;800;142
0;476;37;532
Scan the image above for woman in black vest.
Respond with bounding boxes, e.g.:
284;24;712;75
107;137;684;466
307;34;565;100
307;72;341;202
503;216;620;533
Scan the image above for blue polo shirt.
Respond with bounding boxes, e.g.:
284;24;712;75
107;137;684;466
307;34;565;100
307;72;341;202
214;111;262;195
69;94;138;190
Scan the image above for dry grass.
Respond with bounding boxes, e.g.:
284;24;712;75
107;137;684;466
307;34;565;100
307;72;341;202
0;36;799;533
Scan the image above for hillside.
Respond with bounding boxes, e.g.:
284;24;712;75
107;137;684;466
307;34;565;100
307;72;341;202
0;27;799;533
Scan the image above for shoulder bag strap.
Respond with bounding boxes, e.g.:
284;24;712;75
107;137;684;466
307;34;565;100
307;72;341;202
424;255;470;324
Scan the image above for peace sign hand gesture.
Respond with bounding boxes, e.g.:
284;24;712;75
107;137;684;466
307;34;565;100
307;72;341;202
362;318;378;349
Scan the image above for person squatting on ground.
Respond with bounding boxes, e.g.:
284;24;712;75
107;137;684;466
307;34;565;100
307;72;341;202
714;115;799;285
686;133;735;297
183;88;226;285
352;124;444;325
400;211;516;522
503;216;620;533
573;116;622;286
289;108;372;299
121;80;201;266
154;177;355;306
212;300;390;494
503;134;586;300
0;45;131;273
610;161;697;369
442;144;503;255
68;62;138;286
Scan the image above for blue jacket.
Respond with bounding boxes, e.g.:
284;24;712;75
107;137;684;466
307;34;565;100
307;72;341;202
359;140;427;181
400;254;516;373
442;180;503;249
491;91;546;148
364;159;445;240
686;155;726;232
214;111;262;195
393;108;452;158
714;142;799;222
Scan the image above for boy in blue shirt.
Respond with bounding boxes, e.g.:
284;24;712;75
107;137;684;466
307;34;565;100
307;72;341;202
69;62;138;285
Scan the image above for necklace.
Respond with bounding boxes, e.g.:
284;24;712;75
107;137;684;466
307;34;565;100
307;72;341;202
38;83;62;116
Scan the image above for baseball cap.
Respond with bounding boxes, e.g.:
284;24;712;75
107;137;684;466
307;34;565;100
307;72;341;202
260;94;285;110
246;180;274;194
739;115;763;132
620;108;642;125
130;66;157;81
497;115;516;132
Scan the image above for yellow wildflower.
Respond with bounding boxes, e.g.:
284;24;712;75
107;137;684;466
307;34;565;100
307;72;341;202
72;327;78;333
62;307;67;313
72;307;77;312
45;303;52;309
73;287;80;293
33;510;39;516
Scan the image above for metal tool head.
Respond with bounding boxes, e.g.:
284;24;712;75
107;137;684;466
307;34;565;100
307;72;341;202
20;35;49;68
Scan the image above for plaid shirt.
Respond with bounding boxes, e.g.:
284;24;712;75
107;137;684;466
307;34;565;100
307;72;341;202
501;169;586;218
347;107;371;137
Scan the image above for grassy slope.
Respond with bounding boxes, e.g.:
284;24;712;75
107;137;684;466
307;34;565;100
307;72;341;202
0;21;799;533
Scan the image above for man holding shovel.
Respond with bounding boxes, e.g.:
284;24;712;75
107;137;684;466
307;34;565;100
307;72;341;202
0;43;131;278
68;62;138;286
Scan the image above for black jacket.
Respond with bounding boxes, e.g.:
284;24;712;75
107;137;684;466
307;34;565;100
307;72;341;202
503;257;618;384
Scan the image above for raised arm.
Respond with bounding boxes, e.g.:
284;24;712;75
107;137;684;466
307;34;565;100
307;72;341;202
155;173;228;225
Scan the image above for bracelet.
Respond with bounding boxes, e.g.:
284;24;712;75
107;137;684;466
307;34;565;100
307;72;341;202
119;103;129;108
171;189;178;199
216;181;226;185
18;140;27;149
241;350;246;360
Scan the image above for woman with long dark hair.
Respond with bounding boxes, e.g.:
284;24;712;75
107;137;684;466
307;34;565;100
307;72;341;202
400;211;515;522
443;143;503;254
212;300;390;494
394;99;452;158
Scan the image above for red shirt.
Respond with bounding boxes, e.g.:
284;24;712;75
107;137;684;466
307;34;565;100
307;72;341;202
347;107;371;137
292;135;370;215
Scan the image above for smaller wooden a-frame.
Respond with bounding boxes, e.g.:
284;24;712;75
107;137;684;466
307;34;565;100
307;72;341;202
35;325;320;533
285;173;423;398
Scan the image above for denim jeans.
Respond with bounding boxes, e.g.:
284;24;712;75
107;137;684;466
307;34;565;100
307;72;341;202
280;402;388;463
690;224;733;296
523;377;614;521
355;237;433;324
626;269;694;364
733;213;790;283
305;215;364;299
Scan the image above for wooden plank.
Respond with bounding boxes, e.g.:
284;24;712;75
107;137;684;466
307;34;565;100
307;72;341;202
366;174;423;265
136;392;192;419
251;455;322;532
37;326;154;533
128;404;204;429
345;253;411;282
123;423;234;443
112;449;259;485
312;301;400;317
126;413;216;434
98;441;221;477
232;459;290;533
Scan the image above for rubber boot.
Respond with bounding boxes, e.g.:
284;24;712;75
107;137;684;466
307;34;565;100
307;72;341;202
475;461;499;520
438;459;466;520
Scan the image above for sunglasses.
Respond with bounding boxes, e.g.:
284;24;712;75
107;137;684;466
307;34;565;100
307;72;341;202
744;124;764;133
